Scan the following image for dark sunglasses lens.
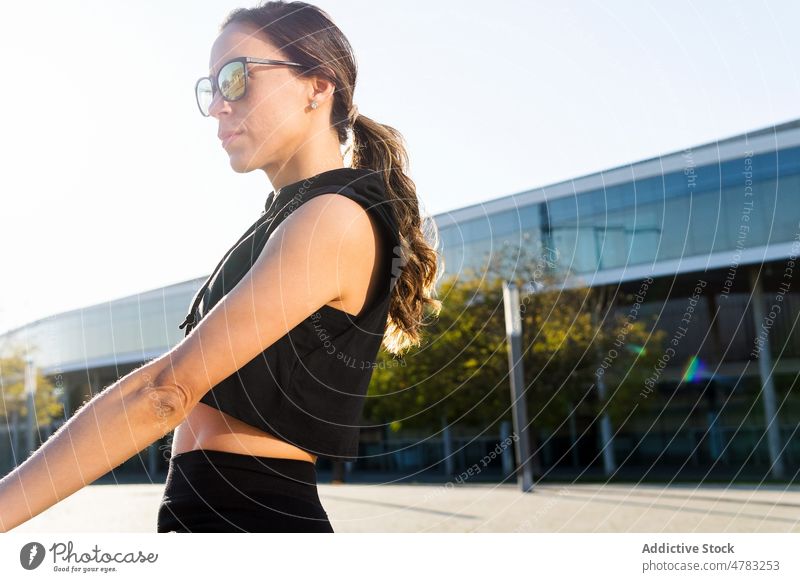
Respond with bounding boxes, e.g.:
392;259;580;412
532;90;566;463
219;61;246;101
196;78;213;116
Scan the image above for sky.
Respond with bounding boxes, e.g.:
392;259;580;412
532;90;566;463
1;0;799;334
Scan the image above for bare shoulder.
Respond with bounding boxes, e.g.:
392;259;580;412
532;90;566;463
290;192;379;240
274;193;384;314
274;193;382;259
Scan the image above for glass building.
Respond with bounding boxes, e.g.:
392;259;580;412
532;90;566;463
435;118;800;480
438;120;800;286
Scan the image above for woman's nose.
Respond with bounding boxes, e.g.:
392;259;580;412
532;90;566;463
208;91;231;118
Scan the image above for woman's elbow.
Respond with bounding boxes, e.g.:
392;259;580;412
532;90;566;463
140;366;199;423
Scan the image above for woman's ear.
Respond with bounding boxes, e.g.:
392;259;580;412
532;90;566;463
307;74;336;108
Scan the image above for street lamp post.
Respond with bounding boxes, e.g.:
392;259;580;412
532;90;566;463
24;357;38;456
502;280;534;492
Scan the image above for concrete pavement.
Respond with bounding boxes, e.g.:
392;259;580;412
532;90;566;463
9;481;800;533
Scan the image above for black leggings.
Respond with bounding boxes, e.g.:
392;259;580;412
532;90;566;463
157;449;334;533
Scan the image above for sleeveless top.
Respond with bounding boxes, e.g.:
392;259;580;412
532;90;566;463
176;167;401;461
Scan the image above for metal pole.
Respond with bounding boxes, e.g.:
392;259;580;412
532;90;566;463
148;443;158;477
502;280;534;492
568;402;580;467
590;308;617;476
10;409;19;465
500;420;514;477
748;266;785;479
24;357;37;456
441;415;454;477
595;367;617;476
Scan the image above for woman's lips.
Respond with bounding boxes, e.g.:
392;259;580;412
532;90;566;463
220;131;243;147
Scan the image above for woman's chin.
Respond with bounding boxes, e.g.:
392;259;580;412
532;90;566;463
226;153;255;173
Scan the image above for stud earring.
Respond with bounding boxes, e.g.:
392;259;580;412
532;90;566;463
310;100;319;110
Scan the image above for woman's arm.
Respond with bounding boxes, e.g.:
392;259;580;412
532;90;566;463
0;357;180;532
0;193;376;532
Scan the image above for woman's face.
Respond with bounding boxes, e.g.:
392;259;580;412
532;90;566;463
207;22;313;173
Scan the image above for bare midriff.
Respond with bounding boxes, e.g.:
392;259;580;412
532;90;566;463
171;401;318;463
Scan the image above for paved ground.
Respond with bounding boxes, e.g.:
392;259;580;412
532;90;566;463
10;480;800;533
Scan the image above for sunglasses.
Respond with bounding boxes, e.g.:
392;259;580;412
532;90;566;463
195;56;308;117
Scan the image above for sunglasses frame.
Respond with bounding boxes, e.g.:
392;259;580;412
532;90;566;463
195;56;308;117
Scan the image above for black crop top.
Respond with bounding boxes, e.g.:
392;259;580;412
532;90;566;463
176;167;401;461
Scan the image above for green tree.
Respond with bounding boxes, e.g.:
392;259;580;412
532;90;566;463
364;243;666;443
365;271;512;434
487;243;667;431
0;346;64;427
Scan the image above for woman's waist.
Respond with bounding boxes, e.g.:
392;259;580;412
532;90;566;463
173;402;318;464
162;448;323;506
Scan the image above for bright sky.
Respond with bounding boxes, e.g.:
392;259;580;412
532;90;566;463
1;0;798;334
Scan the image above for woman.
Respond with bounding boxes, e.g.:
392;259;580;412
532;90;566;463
0;0;441;533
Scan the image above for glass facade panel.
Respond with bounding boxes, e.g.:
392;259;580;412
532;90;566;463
490;209;519;236
461;216;491;242
687;189;720;257
439;145;800;277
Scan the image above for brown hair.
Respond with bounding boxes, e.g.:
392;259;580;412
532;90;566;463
219;1;442;355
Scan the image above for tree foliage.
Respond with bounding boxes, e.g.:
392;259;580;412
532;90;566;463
0;345;64;427
364;244;667;436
